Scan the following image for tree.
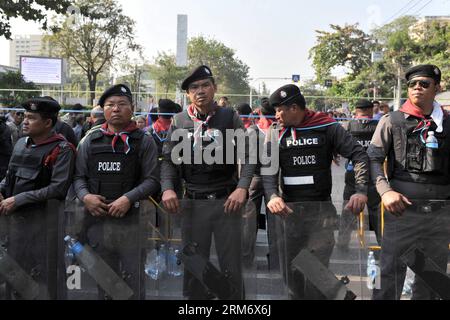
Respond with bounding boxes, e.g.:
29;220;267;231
412;20;450;87
0;71;39;106
309;24;374;82
309;17;449;102
46;0;141;105
0;0;72;39
152;52;187;97
372;16;419;87
188;36;250;95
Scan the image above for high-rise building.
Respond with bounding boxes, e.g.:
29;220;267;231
9;35;50;68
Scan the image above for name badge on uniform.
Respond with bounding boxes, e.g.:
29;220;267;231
283;176;315;186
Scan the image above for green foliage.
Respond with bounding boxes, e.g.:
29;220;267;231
309;24;374;82
46;0;140;105
188;36;250;94
311;16;449;101
150;36;251;96
152;52;187;96
0;72;39;106
0;0;72;39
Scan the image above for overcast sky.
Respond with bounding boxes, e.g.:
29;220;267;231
0;0;448;91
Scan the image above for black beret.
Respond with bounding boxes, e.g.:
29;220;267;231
269;84;306;108
355;99;373;109
235;103;253;115
174;103;183;113
22;97;61;114
98;84;133;108
158;99;179;114
181;65;214;91
405;64;441;83
260;97;275;115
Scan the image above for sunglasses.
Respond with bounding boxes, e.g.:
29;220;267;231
407;79;432;89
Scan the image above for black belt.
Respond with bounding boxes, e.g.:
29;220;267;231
185;188;233;200
408;201;449;214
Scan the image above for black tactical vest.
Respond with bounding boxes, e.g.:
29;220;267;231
347;119;378;151
390;111;450;185
149;126;168;156
5;138;62;198
174;108;237;186
0;120;11;180
87;130;143;201
279;126;334;201
345;119;378;184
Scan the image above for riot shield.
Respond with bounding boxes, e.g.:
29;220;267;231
276;201;367;300
0;199;64;300
146;199;251;300
62;199;151;300
373;200;450;300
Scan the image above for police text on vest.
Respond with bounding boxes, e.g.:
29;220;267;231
287;138;319;147
293;155;316;166
98;162;121;172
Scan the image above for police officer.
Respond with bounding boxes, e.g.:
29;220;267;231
148;99;179;156
161;65;255;299
242;98;278;268
80;105;106;140
73;84;160;300
6;110;24;146
367;64;450;300
338;100;382;248
0;97;76;299
0;112;12;181
262;84;369;300
234;103;254;129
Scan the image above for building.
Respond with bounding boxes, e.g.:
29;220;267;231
409;16;450;40
9;35;50;68
0;65;19;74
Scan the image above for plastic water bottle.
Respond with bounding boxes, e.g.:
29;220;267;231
426;131;439;149
145;244;168;280
158;244;167;275
64;245;76;268
144;248;160;280
168;246;183;277
367;251;378;290
64;236;133;300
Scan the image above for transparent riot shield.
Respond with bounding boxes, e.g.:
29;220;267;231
147;199;251;300
0;200;64;300
62;199;152;300
372;200;450;301
276;201;367;300
145;199;184;299
242;198;287;300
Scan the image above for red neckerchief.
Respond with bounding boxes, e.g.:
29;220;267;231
354;115;373;120
187;104;217;147
153;117;172;134
399;100;446;143
242;117;254;129
29;133;66;147
256;117;275;135
279;109;336;142
101;122;138;154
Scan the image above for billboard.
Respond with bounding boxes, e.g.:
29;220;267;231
20;56;63;85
